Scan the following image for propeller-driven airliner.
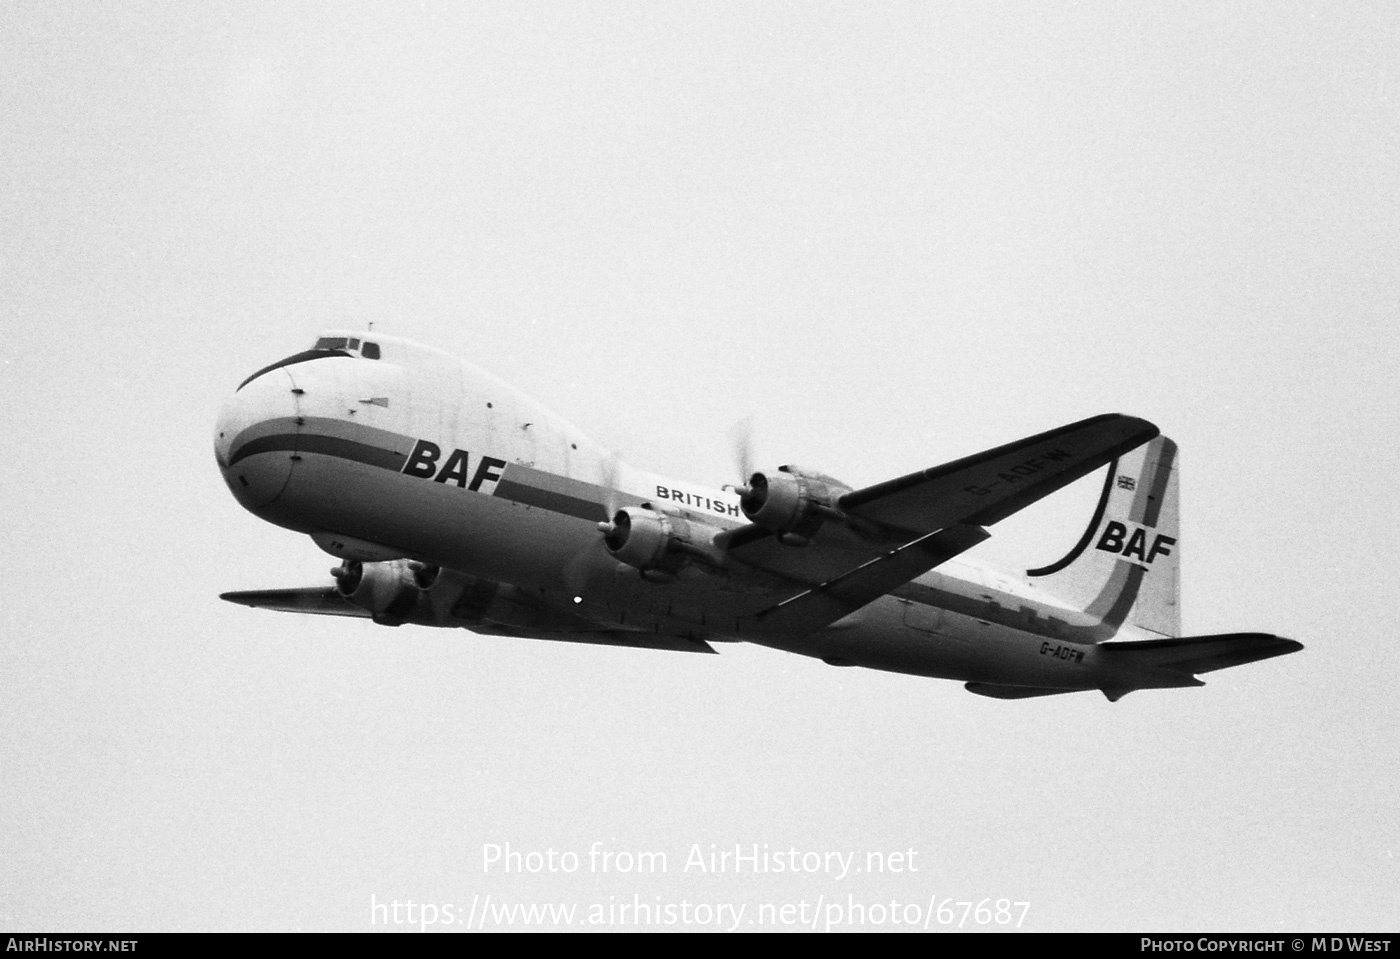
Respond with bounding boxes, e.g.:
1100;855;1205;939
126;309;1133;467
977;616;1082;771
215;331;1300;701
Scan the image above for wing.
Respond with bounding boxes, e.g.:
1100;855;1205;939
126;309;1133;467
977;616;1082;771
837;413;1159;536
220;586;715;653
751;524;991;635
728;414;1159;635
222;587;369;617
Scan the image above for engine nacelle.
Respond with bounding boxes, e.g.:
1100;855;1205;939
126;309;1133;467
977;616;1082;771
331;559;439;625
739;466;849;540
601;506;725;581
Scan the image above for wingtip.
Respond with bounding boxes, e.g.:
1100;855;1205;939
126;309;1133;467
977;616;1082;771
1117;414;1160;442
1250;633;1304;656
1071;413;1160;450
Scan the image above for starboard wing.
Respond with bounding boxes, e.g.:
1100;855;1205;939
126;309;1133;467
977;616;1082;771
837;413;1159;536
726;414;1159;636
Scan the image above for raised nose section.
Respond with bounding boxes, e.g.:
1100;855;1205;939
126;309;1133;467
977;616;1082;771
215;368;300;511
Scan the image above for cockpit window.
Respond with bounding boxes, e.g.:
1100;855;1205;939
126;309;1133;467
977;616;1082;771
313;336;380;359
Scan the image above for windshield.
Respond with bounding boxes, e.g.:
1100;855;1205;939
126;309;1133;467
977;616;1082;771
315;336;380;359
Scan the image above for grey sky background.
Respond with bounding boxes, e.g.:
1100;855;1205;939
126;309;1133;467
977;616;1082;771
3;1;1397;932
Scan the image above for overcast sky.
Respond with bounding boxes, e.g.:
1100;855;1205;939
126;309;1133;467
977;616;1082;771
3;1;1397;932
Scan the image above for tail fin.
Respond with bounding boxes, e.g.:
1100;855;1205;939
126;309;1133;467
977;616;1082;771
1026;435;1180;640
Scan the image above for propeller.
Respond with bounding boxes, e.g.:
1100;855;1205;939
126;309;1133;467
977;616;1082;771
564;451;625;595
725;415;756;497
330;560;363;594
594;451;622;537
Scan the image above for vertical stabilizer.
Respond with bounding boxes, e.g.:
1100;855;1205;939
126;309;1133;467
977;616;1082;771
1026;436;1180;639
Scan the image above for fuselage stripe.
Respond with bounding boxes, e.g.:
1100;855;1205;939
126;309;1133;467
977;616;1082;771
494;477;609;523
300;434;409;472
227;433;410;472
227;434;298;467
231;428;613;523
1139;440;1177;528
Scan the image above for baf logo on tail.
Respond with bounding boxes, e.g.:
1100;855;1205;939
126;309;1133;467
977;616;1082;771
1096;522;1175;566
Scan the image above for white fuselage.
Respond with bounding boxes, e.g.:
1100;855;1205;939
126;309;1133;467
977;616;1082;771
215;333;1169;693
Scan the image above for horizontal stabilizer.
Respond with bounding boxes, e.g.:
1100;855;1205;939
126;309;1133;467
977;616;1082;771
1099;632;1303;676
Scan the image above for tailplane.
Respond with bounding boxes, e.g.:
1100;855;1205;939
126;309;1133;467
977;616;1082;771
1095;632;1303;700
1026;436;1180;639
1098;632;1304;674
966;633;1302;703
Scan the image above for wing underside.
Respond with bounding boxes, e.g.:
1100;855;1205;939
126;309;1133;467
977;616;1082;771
220;588;716;653
222;587;368;617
